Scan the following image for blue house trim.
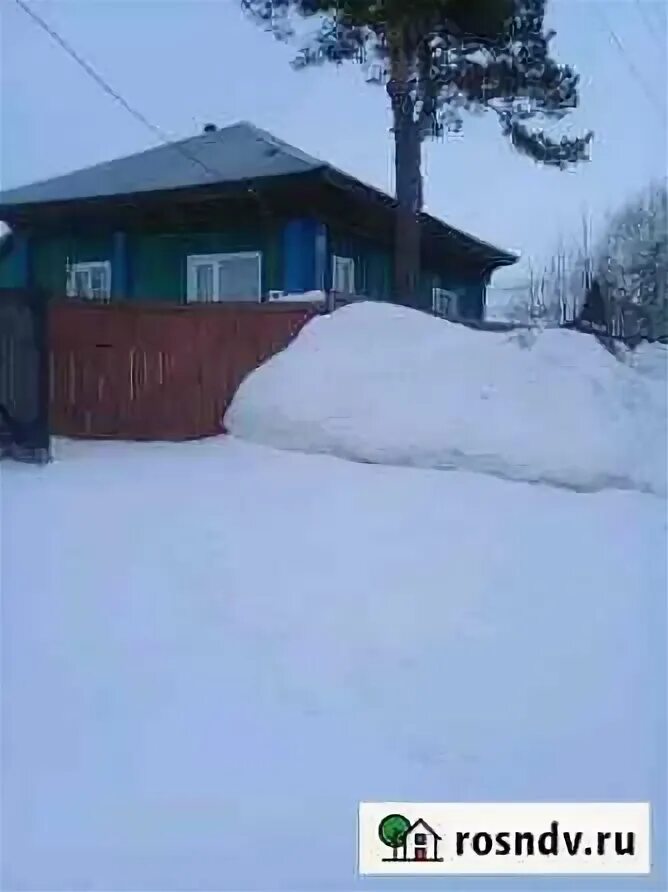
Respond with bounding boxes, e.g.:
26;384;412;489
11;232;32;288
314;222;328;292
112;231;129;298
282;219;319;294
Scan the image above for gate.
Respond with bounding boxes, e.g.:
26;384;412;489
0;288;50;462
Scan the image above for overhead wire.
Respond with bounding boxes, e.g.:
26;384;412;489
593;1;666;119
12;0;225;182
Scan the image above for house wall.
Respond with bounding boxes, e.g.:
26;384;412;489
329;229;393;301
128;228;282;300
5;227;284;301
32;234;114;294
328;226;486;319
0;233;31;288
433;270;486;320
0;216;488;318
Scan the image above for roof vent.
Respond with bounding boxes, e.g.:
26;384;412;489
203;123;217;134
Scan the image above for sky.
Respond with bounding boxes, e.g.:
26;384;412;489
0;0;666;287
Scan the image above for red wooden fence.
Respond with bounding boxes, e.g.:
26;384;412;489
49;301;317;439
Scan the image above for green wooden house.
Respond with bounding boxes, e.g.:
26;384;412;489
0;122;516;317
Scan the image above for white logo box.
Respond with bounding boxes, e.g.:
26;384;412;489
359;802;651;875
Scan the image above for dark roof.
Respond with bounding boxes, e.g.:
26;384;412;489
0;121;517;267
0;122;325;206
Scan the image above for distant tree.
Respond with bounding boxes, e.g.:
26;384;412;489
241;0;592;301
527;182;667;343
597;181;668;341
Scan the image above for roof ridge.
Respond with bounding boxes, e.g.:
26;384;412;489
237;122;328;169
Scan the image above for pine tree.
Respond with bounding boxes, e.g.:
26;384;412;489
241;0;592;302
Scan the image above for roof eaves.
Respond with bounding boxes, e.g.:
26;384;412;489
321;167;517;266
421;212;517;266
0;167;330;221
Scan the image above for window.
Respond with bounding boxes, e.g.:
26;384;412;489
332;255;355;295
66;261;111;301
186;252;262;303
432;287;458;319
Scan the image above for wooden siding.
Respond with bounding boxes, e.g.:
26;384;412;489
49;300;316;439
432;272;486;320
26;227;283;303
329;229;393;302
32;234;113;294
1;215;489;318
128;228;282;300
0;234;30;289
329;227;486;318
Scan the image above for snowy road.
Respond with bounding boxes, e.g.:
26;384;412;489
1;437;666;890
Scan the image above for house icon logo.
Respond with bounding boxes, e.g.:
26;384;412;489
378;813;443;863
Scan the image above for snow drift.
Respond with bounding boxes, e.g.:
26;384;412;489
226;302;667;495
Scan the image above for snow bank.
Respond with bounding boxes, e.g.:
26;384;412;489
226;302;667;495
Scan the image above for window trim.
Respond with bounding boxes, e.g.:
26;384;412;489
66;260;112;301
332;254;356;295
432;286;458;319
186;251;263;303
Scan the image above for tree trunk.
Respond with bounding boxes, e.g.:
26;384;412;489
388;28;423;305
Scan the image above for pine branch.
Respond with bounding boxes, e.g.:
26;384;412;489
241;0;593;168
496;113;592;166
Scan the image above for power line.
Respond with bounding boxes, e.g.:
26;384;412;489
645;0;668;34
594;2;666;119
12;0;223;183
634;0;666;53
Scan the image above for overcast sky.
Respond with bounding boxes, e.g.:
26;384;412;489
1;0;666;285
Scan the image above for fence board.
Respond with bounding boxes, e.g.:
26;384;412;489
49;300;316;440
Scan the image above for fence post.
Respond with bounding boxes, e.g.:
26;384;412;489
33;287;51;459
0;286;50;463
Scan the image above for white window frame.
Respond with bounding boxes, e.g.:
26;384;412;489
432;287;458;319
332;255;356;295
186;252;262;303
66;260;112;301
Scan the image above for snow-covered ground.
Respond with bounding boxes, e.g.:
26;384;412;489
226;303;667;496
2;305;666;889
2;436;666;890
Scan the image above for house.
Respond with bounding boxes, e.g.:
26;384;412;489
0;122;516;318
397;819;443;863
